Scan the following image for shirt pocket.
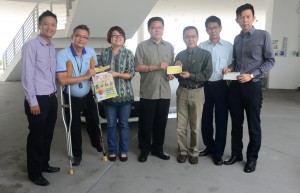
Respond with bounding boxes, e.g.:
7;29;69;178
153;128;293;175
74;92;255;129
217;58;229;71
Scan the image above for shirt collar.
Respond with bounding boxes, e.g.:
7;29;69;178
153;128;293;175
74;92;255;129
186;46;198;54
240;26;256;37
37;35;54;46
148;38;166;45
208;39;225;46
70;44;87;57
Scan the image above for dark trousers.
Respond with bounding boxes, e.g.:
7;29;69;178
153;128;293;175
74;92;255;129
228;80;262;161
138;98;170;155
25;94;58;180
201;80;228;157
64;90;101;158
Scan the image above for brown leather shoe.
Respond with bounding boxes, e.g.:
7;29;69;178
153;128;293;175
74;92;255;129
189;156;198;164
177;154;187;163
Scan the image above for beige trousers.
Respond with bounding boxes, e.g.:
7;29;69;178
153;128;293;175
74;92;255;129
176;86;204;157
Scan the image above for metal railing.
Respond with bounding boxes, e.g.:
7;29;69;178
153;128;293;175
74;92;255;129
1;0;75;70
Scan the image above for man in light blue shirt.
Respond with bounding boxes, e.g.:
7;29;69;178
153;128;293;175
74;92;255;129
56;25;102;166
198;16;233;166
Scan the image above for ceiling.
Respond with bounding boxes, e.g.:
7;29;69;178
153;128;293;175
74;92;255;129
0;0;268;56
2;0;267;14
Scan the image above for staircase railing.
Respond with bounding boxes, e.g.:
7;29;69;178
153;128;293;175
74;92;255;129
1;0;74;70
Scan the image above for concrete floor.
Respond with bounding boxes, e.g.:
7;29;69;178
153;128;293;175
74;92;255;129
0;81;299;193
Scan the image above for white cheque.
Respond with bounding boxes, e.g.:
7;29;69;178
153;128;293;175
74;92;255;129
223;72;240;80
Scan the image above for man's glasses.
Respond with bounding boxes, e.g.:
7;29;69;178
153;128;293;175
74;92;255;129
149;26;164;31
74;34;89;40
184;35;198;40
206;26;220;31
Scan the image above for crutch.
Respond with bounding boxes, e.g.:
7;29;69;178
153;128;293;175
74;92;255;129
90;57;108;161
60;60;74;174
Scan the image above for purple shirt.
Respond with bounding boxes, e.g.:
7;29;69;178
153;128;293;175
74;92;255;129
21;35;57;106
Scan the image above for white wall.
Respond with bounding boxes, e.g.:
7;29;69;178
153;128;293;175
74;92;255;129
269;57;300;89
145;0;267;54
267;0;300;89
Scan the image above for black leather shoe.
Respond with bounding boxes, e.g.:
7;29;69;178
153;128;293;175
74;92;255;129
244;161;256;173
119;154;128;162
72;157;82;166
108;155;117;162
151;151;170;160
199;148;212;156
31;176;49;186
138;154;148;162
213;156;223;166
96;146;103;152
92;144;103;152
43;166;60;173
224;155;243;165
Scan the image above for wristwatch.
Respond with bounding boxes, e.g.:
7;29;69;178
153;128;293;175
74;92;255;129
250;74;254;78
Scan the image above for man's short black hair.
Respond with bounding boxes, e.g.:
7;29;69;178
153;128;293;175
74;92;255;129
183;26;198;37
236;3;255;17
38;10;57;25
205;16;222;28
72;24;90;36
147;17;164;29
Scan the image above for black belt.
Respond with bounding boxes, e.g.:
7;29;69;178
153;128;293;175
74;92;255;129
179;84;203;89
206;80;224;85
37;91;57;98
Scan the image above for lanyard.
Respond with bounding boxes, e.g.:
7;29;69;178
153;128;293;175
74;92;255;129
74;56;83;76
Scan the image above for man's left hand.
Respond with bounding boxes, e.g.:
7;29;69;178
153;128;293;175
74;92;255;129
180;71;190;79
167;74;174;80
237;74;252;83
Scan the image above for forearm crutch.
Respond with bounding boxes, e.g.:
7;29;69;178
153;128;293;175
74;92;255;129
60;60;74;174
90;57;108;161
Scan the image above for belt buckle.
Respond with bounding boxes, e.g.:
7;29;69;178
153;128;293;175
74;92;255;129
49;92;56;97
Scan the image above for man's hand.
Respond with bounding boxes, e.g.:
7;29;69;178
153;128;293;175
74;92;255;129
180;71;190;79
174;60;183;66
30;105;40;115
159;62;168;70
237;74;252;83
85;69;96;79
223;67;231;74
167;74;174;81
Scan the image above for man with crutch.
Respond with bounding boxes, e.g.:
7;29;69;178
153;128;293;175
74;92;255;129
56;24;102;166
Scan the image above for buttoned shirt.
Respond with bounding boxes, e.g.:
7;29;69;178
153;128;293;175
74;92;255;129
135;38;174;99
175;46;212;86
21;35;57;106
229;27;275;78
199;39;233;81
56;44;98;97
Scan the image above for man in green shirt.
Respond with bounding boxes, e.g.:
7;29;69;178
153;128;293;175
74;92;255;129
175;26;212;164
